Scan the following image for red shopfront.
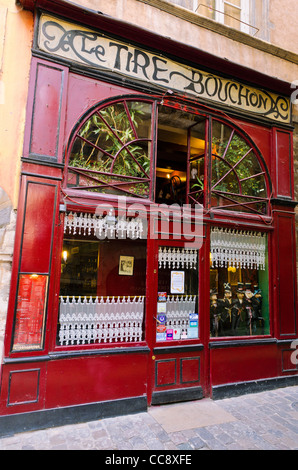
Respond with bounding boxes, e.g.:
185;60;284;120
0;5;297;434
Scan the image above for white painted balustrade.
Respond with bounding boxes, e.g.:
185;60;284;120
58;295;145;345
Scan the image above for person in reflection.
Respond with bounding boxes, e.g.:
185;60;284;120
231;282;245;335
252;284;264;334
219;282;233;335
210;288;221;337
244;283;255;335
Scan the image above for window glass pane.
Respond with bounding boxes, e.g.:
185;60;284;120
210;230;269;337
212;120;234;158
156;105;204;205
99;103;131;148
67;101;152;198
196;0;216;18
211;119;267;214
78;114;113;149
69;136;109;171
189;155;205;205
224;1;241;29
224;134;251;167
189;120;206;205
241;174;266;197
58;237;147;345
212;157;239;194
156;246;199;341
126;101;152;140
114;146;150;178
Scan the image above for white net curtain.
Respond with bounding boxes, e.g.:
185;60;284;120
210;227;266;271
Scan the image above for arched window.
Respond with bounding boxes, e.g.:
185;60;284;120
66;99;153;198
65;99;270;215
189;119;269;214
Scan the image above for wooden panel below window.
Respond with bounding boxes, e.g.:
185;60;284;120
8;369;40;406
155;359;177;387
180;357;200;384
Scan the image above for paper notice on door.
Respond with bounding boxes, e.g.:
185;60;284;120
170;271;185;294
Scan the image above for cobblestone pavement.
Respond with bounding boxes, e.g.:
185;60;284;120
0;386;298;451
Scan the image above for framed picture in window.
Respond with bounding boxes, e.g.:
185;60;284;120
119;256;134;276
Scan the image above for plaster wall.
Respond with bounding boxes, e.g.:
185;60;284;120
269;0;298;55
0;189;16;367
0;0;33;208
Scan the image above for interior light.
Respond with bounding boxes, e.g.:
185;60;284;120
227;266;236;273
62;250;68;263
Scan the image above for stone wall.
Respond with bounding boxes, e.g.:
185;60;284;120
0;189;16;365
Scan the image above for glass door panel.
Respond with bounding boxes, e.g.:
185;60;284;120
156;245;199;342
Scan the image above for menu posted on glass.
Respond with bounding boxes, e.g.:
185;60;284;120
170;271;185;294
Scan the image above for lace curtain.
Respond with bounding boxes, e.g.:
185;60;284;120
210;227;266;270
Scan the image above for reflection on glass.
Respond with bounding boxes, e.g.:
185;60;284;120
156;106;205;205
58;238;147;345
187;120;206;206
211;120;267;214
224;0;241;29
210;266;269;338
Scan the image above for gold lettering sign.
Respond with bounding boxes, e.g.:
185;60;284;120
37;14;290;123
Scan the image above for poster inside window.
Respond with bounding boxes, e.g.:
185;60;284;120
12;274;48;351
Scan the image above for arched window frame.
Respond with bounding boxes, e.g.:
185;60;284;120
188;116;271;216
64;96;271;217
64;96;156;201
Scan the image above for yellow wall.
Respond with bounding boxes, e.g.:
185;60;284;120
0;0;33;208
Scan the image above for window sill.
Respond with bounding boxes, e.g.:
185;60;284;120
209;337;276;348
50;344;151;359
